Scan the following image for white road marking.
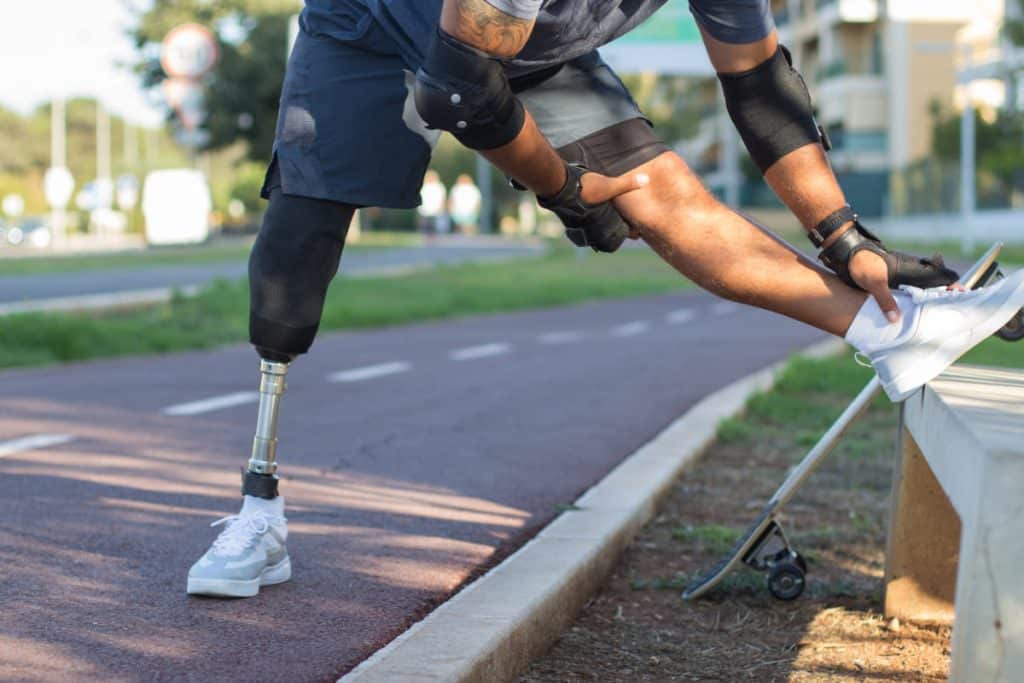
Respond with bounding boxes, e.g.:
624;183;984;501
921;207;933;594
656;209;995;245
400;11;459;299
162;392;260;417
538;331;586;345
328;361;412;383
449;343;512;361
611;321;651;338
666;308;696;325
712;302;740;316
0;434;75;458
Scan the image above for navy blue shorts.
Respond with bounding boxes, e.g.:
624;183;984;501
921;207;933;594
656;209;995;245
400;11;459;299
262;16;668;209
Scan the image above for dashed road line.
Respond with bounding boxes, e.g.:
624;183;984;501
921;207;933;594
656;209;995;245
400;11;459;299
538;331;587;345
0;434;75;458
712;302;740;316
449;343;512;361
162;391;260;417
328;361;412;383
666;308;696;325
611;321;651;338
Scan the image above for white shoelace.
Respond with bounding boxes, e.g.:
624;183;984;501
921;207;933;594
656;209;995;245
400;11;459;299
898;284;976;305
210;513;284;555
853;286;975;369
854;351;873;368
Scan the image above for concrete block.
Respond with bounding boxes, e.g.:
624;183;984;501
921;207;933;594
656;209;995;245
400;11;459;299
897;365;1024;682
884;426;959;623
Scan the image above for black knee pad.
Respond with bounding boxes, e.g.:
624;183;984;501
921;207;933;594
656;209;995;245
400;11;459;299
249;176;355;359
718;46;824;173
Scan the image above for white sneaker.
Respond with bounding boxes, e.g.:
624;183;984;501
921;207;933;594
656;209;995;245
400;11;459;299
187;495;291;598
851;270;1024;402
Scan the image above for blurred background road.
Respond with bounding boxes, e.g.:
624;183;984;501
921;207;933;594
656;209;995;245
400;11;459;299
0;236;544;311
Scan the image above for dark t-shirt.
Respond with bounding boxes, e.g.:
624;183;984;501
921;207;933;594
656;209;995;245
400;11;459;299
303;0;773;74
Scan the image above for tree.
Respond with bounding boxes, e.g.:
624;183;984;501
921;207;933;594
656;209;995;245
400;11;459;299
930;104;1024;208
130;0;300;162
1004;0;1024;46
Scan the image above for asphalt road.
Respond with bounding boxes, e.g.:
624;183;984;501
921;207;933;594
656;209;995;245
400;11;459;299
0;291;827;682
0;239;542;305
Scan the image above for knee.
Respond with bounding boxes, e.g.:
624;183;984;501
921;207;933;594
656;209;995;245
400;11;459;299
613;152;720;237
249;189;355;359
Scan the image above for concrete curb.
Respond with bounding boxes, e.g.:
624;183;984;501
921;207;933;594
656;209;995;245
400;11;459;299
0;286;204;316
340;337;847;683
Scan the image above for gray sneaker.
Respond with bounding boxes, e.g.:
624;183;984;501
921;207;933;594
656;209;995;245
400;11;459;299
187;496;291;598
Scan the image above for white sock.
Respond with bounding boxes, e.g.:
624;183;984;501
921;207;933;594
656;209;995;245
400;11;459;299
844;292;914;352
240;494;285;519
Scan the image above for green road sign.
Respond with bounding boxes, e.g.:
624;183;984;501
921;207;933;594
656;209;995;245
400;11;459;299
618;0;702;44
602;0;711;75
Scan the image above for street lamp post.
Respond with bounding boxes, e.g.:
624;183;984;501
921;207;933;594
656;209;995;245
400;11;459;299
959;44;977;255
96;103;114;234
50;97;68;246
476;154;493;234
97;104;112;195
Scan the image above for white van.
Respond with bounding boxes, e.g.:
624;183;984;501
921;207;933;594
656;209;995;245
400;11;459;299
142;169;212;245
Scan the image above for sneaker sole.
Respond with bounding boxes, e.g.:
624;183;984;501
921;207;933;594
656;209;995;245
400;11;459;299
883;272;1024;402
186;556;292;598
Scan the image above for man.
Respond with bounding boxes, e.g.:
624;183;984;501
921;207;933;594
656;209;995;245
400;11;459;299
417;169;448;234
186;0;1024;598
449;173;482;232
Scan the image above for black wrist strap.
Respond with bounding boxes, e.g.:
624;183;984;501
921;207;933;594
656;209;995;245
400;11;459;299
808;205;857;248
537;163;583;208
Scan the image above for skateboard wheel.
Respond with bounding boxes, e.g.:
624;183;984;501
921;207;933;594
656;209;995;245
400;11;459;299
996;309;1024;342
767;562;806;601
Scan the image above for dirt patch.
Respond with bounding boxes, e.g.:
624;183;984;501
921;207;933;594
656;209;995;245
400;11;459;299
520;367;952;682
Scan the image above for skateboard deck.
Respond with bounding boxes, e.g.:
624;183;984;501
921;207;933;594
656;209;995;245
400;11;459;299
683;242;1009;601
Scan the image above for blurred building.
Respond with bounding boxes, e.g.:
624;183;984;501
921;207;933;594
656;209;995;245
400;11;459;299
682;0;1008;216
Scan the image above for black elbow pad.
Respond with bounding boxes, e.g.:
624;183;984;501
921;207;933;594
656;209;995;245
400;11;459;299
414;28;526;150
718;45;824;173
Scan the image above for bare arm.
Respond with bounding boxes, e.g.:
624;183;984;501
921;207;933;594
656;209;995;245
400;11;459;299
702;28;903;318
701;29;854;242
441;0;536;59
438;0;645;201
440;0;566;196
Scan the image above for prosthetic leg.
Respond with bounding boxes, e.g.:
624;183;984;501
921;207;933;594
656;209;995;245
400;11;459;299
187;353;295;597
186;169;356;596
236;164;357;500
242;359;290;500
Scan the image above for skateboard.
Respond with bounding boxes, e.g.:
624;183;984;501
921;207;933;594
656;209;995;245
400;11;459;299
683;242;1020;601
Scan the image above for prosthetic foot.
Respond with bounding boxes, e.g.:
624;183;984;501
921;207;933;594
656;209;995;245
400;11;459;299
847;269;1024;402
187;359;292;597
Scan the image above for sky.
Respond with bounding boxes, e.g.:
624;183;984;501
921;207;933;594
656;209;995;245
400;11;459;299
0;0;165;127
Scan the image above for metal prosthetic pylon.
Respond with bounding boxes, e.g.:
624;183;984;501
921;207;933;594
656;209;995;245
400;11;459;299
243;359;289;499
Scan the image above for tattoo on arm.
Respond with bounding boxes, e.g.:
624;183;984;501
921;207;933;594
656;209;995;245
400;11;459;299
448;0;534;58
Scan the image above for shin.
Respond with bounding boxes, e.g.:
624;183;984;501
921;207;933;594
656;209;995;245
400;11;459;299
612;152;867;337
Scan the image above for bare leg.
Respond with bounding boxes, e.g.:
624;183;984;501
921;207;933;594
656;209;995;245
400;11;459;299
613;152;867;338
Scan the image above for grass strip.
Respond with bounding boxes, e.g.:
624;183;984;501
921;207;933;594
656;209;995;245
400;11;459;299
888;240;1024;265
734;337;1023;431
0;247;688;369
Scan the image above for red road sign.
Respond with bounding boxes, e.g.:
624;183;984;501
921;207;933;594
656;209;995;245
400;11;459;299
161;23;219;79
